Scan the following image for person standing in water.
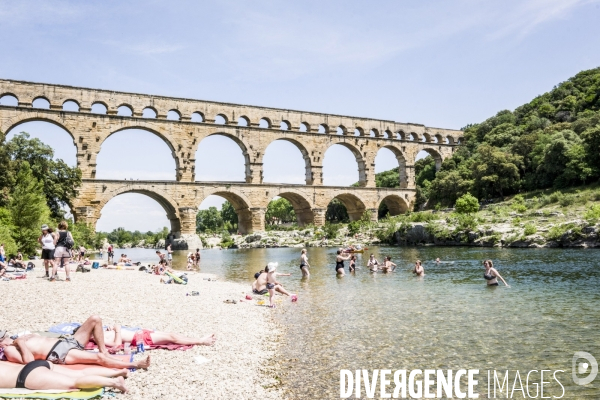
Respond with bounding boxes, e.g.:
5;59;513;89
483;260;509;287
413;260;424;277
38;224;56;278
299;249;310;277
335;249;351;276
367;254;380;272
349;255;356;273
382;256;397;273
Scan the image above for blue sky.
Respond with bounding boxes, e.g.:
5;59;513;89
1;0;599;232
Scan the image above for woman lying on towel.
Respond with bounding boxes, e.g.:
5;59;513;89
89;324;216;351
0;360;128;393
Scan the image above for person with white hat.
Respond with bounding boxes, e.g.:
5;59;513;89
37;224;56;279
265;262;296;308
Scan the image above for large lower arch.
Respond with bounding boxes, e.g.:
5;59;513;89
325;193;368;221
199;190;254;234
263;138;313;185
323;142;368;186
272;191;315;227
379;194;410;217
81;185;183;236
196;132;252;183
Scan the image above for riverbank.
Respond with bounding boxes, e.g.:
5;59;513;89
0;260;283;399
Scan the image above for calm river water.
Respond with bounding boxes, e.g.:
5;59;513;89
101;246;600;398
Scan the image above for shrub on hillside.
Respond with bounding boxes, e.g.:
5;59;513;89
455;193;480;215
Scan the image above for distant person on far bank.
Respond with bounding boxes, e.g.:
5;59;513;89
166;243;173;266
38;225;56;278
51;221;74;282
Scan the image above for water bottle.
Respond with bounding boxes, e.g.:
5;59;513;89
137;343;145;353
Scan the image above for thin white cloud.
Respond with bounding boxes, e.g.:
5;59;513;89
487;0;598;40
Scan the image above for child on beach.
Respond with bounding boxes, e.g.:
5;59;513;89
265;262;296;308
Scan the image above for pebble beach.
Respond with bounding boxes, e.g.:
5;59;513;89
0;261;284;400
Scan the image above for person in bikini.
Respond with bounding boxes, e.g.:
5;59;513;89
299;249;310;277
252;267;293;297
381;256;397;273
483;260;509;287
367;254;380;272
413;260;425;277
92;324;216;350
0;315;150;370
0;358;128;394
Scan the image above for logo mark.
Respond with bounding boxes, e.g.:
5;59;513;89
572;352;598;385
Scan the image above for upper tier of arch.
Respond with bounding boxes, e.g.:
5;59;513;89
0;79;463;144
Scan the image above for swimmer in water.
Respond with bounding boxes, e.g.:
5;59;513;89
299;249;310;278
367;254;380;272
335;250;351;276
483;260;509;287
413;260;424;277
382;256;397;273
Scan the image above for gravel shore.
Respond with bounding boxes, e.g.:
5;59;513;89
0;261;283;400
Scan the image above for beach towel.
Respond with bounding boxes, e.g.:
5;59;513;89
0;388;103;399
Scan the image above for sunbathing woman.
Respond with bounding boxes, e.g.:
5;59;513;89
0;360;128;393
94;324;216;350
0;315;150;370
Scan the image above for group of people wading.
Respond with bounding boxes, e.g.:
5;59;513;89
251;249;509;303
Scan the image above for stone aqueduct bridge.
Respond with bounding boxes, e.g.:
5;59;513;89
0;79;463;235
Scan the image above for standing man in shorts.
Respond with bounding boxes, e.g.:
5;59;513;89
194;248;201;269
38;225;56;278
166;243;173;267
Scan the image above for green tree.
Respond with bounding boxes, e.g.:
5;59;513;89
6;132;81;218
471;144;522;198
265;198;296;225
196;207;223;232
221;201;238;225
454;193;480;214
326;199;349;222
0;131;15;207
8;162;51;255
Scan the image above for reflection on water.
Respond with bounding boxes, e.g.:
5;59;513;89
101;247;600;398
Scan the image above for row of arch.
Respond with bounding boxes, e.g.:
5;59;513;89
92;186;411;234
2;116;445;186
0;93;462;145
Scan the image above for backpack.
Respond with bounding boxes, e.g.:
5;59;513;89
60;231;75;250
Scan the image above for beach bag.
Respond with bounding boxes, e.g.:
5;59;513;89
64;233;75;250
92;262;100;269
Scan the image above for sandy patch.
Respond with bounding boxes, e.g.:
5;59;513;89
0;261;283;399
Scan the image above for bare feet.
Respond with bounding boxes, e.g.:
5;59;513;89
135;355;151;369
116;368;130;378
198;334;217;346
112;376;128;393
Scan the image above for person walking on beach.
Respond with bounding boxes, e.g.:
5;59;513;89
299;249;310;277
38;224;56;278
51;221;74;282
107;244;114;263
166;243;173;267
194;248;201;268
413;260;424;277
483;260;509;287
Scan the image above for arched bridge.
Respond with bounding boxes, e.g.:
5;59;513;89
0;79;463;235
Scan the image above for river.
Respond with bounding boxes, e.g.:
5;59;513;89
98;246;600;398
